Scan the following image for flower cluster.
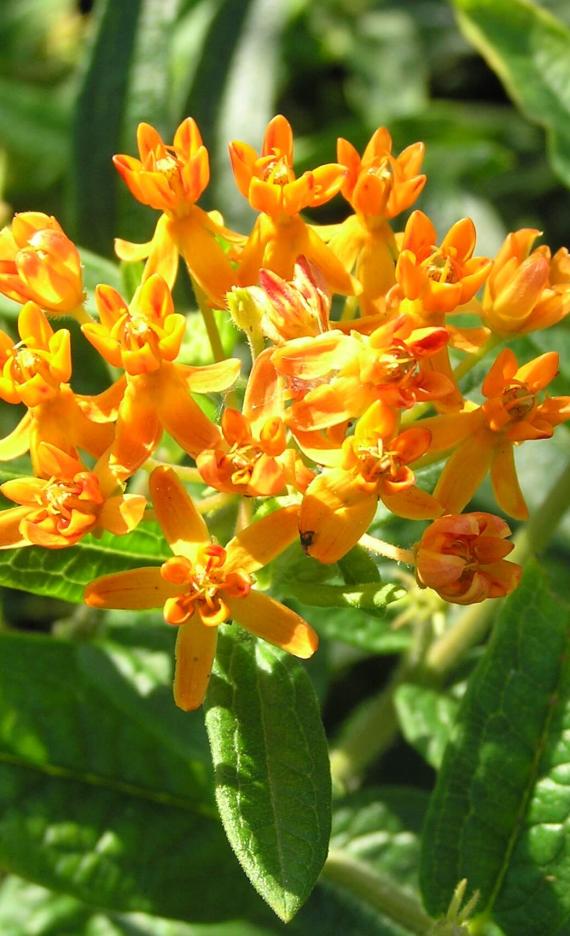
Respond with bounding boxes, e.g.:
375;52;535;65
1;115;569;709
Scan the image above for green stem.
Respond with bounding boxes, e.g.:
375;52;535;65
452;334;501;383
330;657;410;790
324;849;433;935
190;276;225;362
330;463;570;784
425;462;570;678
341;295;358;321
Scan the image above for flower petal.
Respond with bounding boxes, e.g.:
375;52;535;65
225;504;300;574
150;466;208;555
228;590;318;658
490;440;528;520
173;618;218;711
85;567;178;610
434;431;494;514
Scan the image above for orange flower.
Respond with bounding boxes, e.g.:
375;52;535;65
338;128;426;220
327;128;426;313
419;348;570;519
85;467;318;710
0;444;146;549
196;350;313;497
0;302;117;470
394;210;491;318
83;275;240;476
415;512;521;604
229;115;358;295
0;212;84;316
84;274;186;375
299;400;441;563
482;228;570;335
273;314;452;432
114;119;237;306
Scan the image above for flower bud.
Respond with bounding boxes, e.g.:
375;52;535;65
0;212;84;315
415;512;521;604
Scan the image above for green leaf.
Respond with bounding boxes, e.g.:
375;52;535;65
183;0;286;229
451;0;570;187
0;522;169;603
70;0;180;253
289;582;406;613
296;605;411;655
0;76;70;193
0;872;408;936
205;627;331;922
0;628;283;923
420;562;570;935
326;787;432;936
332;786;428;887
394;684;460;770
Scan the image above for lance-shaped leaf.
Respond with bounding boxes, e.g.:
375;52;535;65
451;0;570;187
205;627;331;922
420;561;570;936
0;523;169;604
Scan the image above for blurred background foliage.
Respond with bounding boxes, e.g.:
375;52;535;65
1;0;570;253
1;1;570;933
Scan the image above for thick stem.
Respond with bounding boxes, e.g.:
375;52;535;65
324;850;433;935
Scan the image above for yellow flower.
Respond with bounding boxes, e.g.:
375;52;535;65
85;467;318;710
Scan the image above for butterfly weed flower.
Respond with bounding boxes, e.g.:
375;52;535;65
113;118;238;306
0;212;85;319
0;443;146;549
229;115;359;295
85;467;318;710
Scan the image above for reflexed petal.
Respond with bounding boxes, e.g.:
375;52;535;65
490;440;528;520
172;212;236;307
226;504;300;574
150;465;208;555
434;431;494;514
85;567;178;610
1;476;45;504
381;485;442;520
173;619;218;711
228;590;318;658
0;413;31;461
98;494;147;535
184;358;241;393
300;469;377;564
114;237;152;262
0;505;30;548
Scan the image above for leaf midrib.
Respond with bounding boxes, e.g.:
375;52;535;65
479;619;570;921
0;750;217;819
